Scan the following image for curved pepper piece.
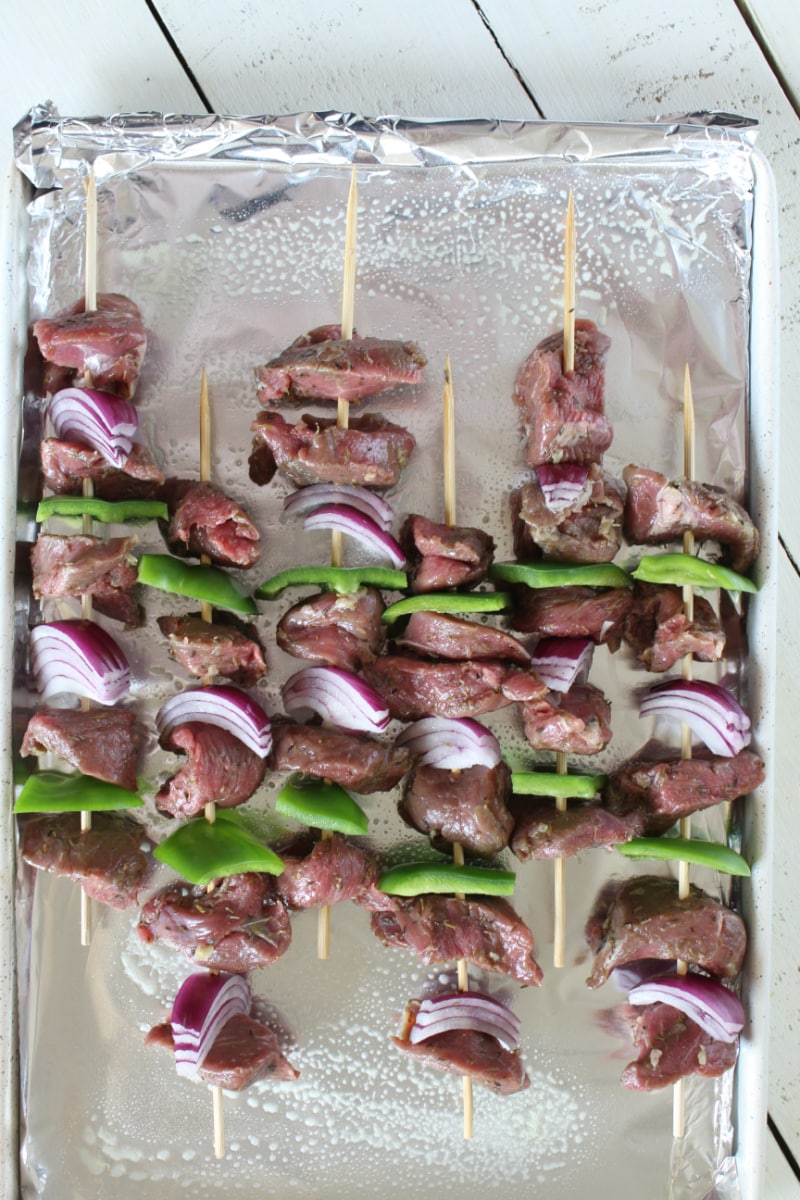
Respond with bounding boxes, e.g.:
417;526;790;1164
153;811;284;885
137;554;257;614
617;836;750;877
256;565;407;600
490;561;631;590
378;860;516;897
631;553;757;595
36;496;169;525
14;769;143;813
382;591;510;625
275;773;369;835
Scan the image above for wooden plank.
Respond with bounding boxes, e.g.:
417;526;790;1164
742;0;800;110
151;0;539;121
766;1124;800;1199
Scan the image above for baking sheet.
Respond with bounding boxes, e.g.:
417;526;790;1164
5;111;778;1200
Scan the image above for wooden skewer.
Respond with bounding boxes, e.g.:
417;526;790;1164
442;355;474;1140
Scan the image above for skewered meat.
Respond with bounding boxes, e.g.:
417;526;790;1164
157;611;267;687
622;581;725;671
622;465;759;573
156;722;266;818
274;832;378;908
392;1026;529;1095
399;761;514;858
520;682;613;756
395;610;530;664
31;532;142;627
364;894;543;987
33;293;147;399
510;798;641;861
362;655;547;721
137;872;292;972
20;811;153;909
160;478;260;569
256;324;426;403
21;705;138;790
514;319;613;466
249;410;415;489
146;1012;299;1089
513;464;624;563
41;438;164;500
400;514;494;592
585;876;747;988
604;1001;738;1091
508;585;632;649
276;587;386;671
270;722;413;793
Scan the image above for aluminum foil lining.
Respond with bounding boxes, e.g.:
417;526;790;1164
12;110;762;1200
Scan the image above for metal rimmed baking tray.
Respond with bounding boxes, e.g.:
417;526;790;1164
3;112;779;1200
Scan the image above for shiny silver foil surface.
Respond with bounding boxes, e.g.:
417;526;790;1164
10;110;771;1200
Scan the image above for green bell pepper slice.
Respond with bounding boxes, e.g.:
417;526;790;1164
36;496;169;525
13;770;143;813
510;771;606;799
275;773;369;835
137;554;258;614
489;561;631;589
153;811;285;885
382;591;511;624
256;565;408;599
378;860;516;897
617;836;750;877
631;553;757;595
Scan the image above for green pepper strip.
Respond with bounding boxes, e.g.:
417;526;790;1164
510;771;606;799
382;591;511;625
275;774;369;835
617;836;750;877
13;770;143;814
631;553;757;595
153;811;285;885
137;554;258;614
489;561;632;590
36;496;169;525
256;565;408;600
378;860;516;897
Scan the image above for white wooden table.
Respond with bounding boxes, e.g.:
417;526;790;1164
3;2;798;1196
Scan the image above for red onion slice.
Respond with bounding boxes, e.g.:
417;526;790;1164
396;716;502;769
156;685;272;758
29;619;131;704
639;679;751;757
302;505;406;568
408;992;521;1051
282;666;390;733
530;637;594;693
171;971;251;1077
627;973;745;1044
284;484;394;532
535;464;590;513
49;387;138;467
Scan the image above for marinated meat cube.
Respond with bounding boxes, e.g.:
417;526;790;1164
20;811;153;909
276;587;386;671
508;585;632;650
514;319;613;466
274;832;378;908
21;705;138;791
623;464;759;573
608;1001;738;1091
622;581;725;671
520;682;612;756
514;464;624;563
395;610;530;664
256;324;426;403
270;722;412;793
249;410;415;489
156;722;266;818
510;798;642;861
157;611;267;687
392;1026;529;1095
31;532;142;627
585;875;747;988
400;514;494;593
159;477;261;569
137;872;291;972
362;655;547;721
146;1013;299;1089
33;293;147;399
399;761;514;858
41;438;164;500
364;894;543;988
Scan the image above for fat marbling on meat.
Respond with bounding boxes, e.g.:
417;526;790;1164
157;611;267;688
274;832;378;909
400;514;494;593
33;293;147;399
276;587;386;671
510;798;641;861
399;761;514;858
270;722;412;793
249;410;415;489
520;682;613;756
395;610;530;665
508;585;632;649
513;463;624;563
362;655;547;721
156;722;266;818
41;438;164;500
31;532;142;627
21;705;138;791
622;581;725;672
